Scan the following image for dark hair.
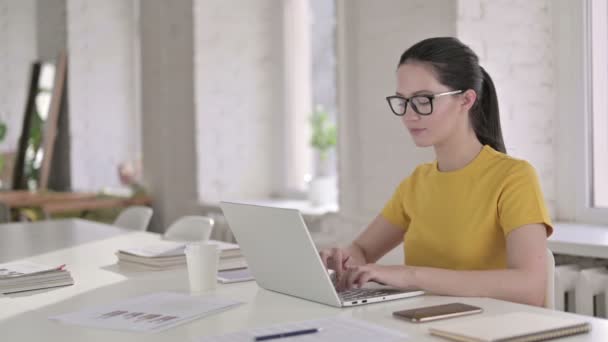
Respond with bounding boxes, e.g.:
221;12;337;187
398;37;506;153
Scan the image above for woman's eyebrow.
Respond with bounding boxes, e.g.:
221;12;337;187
396;89;434;97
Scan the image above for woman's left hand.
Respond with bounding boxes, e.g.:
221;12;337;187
336;264;415;292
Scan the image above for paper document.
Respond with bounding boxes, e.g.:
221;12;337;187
119;241;187;257
1;261;73;294
119;241;240;258
0;261;62;278
196;316;409;341
50;292;242;333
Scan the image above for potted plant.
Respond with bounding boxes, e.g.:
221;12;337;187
309;105;337;206
0;121;6;174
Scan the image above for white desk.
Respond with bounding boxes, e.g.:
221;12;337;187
2;219;608;341
0;218;128;263
549;222;608;259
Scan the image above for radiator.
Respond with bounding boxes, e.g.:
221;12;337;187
555;255;608;317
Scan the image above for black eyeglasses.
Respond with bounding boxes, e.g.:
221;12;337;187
386;90;463;116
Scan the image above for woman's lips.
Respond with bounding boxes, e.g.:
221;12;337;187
408;128;427;136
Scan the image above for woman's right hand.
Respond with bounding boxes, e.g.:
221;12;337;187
319;247;354;283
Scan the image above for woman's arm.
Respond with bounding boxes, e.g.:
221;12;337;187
320;215;404;280
348;214;405;263
341;223;548;307
411;224;548;306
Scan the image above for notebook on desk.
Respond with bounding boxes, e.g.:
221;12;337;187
0;261;73;294
115;240;242;271
429;311;590;342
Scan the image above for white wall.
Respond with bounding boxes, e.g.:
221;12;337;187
66;0;139;191
0;0;37;153
336;0;457;236
194;0;285;204
458;0;556;215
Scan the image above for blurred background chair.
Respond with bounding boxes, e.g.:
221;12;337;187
113;206;153;231
545;248;555;309
164;215;214;241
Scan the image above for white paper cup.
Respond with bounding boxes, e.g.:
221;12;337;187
185;242;219;293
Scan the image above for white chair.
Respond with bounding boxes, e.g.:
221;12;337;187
163;216;214;242
113;206;153;231
545;248;555;309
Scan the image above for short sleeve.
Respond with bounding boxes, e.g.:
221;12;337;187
381;178;411;231
498;161;553;237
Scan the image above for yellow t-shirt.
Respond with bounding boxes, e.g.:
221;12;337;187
381;145;552;270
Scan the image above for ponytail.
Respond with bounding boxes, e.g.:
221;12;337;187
473;67;506;153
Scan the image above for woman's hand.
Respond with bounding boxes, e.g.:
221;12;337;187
319;247;358;283
318;215;406;288
336;264;416;292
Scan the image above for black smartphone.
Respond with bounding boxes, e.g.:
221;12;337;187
393;303;483;323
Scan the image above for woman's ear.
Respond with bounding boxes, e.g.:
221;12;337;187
461;89;477;112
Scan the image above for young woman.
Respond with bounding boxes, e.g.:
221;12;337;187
320;37;552;307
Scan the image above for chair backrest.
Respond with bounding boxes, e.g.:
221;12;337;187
113;206;153;231
164;216;214;242
545;248;556;309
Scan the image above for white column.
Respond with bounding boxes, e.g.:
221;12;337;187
140;0;197;232
0;0;37;153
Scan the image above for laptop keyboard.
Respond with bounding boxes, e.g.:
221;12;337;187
338;288;405;301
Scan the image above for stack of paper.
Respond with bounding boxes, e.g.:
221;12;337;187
0;261;74;294
50;292;242;333
116;240;242;271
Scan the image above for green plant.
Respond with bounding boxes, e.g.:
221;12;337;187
0;121;6;173
309;105;337;161
23;105;44;188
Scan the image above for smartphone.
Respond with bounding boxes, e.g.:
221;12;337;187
393;303;482;323
217;267;254;284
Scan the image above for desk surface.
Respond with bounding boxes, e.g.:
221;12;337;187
2;219;608;341
0;218;129;263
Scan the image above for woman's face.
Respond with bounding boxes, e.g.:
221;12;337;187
394;62;472;148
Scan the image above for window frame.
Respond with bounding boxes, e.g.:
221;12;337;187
555;0;608;224
281;0;313;197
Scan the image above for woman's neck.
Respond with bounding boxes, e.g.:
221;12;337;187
434;131;483;172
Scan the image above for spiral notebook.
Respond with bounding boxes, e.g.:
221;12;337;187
429;312;590;342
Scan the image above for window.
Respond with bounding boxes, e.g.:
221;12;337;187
590;0;608;208
282;0;337;199
555;0;608;224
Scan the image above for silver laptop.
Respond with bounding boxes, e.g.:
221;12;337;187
219;201;424;307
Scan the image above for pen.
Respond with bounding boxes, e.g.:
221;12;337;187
254;328;322;341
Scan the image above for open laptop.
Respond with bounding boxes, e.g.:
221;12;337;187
219;201;424;307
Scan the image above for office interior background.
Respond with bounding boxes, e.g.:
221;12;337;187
0;0;606;262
